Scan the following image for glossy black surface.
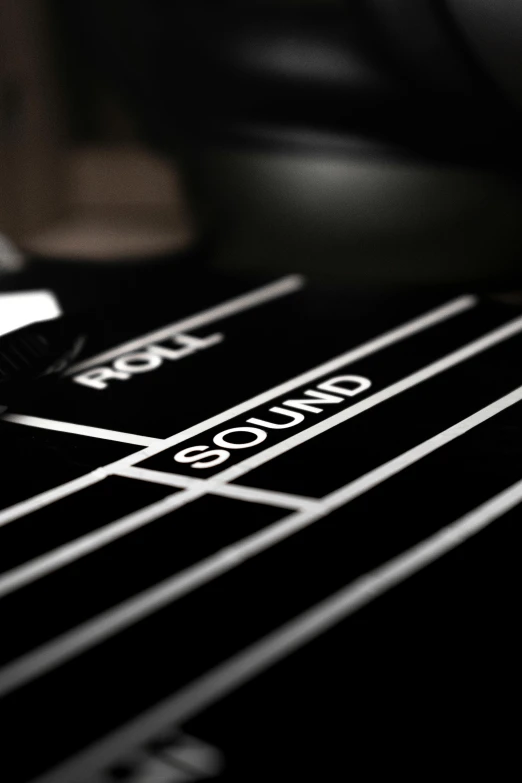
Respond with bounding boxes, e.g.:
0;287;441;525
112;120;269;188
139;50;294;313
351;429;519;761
0;258;520;781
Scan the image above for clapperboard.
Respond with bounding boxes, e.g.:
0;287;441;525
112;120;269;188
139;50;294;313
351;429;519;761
0;258;520;781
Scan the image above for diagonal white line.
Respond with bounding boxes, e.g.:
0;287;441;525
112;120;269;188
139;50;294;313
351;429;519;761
115;466;199;489
28;475;522;783
117;465;319;510
1;383;520;700
66;275;305;374
210;482;319;510
0;470;109;531
323;389;522;509
130;294;477;460
2;321;522;599
0;295;475;529
1;414;159;447
0;487;204;600
212;311;522;485
143;474;522;736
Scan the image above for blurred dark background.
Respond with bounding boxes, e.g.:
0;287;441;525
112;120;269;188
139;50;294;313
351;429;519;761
2;0;522;285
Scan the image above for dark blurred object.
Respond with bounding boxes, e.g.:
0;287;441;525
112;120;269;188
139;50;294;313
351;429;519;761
0;232;24;275
54;0;522;284
0;1;66;244
0;315;86;408
66;0;522;165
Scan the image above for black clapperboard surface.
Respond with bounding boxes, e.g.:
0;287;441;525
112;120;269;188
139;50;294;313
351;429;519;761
0;253;520;782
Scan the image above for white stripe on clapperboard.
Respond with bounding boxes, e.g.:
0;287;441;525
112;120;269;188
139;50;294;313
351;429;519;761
0;288;522;679
2;297;522;603
65;274;305;374
0;278;522;776
2;280;522;783
1;380;522;706
32;474;522;783
0;285;475;526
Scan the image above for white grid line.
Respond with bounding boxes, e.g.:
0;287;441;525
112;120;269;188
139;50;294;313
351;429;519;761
0;289;519;783
2;311;517;599
0;487;205;600
0;469;110;531
1;382;521;699
117;466;319;511
1;414;160;447
36;472;522;783
133;294;477;459
209;309;522;485
0;295;475;528
66;275;305;374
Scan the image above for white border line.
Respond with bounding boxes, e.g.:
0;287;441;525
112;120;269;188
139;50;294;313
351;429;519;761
151;473;522;732
2;310;515;598
3;314;522;598
1;414;159;447
0;487;205;599
117;466;319;511
0;470;109;531
1;383;521;698
129;294;478;459
31;474;522;783
66;275;305;374
185;309;522;486
0;295;475;528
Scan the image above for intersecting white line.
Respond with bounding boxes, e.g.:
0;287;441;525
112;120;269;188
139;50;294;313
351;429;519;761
210;311;522;486
1;382;521;699
215;483;319;510
66;274;305;374
142;472;522;735
2;316;522;598
116;465;319;511
0;487;204;600
0;470;110;531
0;289;511;780
120;294;477;459
0;472;317;601
0;295;475;528
3;309;516;595
1;414;159;447
29;474;522;783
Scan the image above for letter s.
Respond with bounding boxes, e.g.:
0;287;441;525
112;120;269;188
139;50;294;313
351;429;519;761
174;445;230;469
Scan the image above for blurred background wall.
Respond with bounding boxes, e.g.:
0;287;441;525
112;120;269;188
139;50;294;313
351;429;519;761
0;0;192;262
2;0;522;285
